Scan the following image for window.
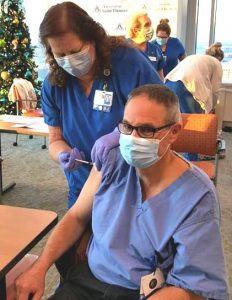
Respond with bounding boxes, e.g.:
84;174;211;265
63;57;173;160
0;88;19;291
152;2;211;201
196;0;232;83
24;0;49;80
215;0;232;82
195;0;212;54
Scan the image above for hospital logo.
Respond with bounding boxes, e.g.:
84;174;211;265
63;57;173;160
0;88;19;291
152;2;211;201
116;23;124;31
94;6;101;13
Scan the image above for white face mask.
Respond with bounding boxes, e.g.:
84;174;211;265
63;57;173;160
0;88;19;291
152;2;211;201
55;46;92;78
119;130;170;169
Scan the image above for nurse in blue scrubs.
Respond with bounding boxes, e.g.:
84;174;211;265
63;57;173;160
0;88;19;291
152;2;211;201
127;10;165;81
40;2;163;209
151;19;186;76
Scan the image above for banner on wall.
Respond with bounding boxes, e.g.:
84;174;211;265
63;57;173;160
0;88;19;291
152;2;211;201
48;0;178;37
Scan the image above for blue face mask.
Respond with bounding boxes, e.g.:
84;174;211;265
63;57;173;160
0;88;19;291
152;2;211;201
119;134;161;168
55;46;92;78
156;37;168;46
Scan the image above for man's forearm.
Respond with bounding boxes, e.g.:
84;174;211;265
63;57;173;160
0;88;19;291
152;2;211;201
33;211;87;274
150;286;205;300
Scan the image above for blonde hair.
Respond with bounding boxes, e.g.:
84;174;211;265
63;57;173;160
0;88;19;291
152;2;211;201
127;10;149;39
206;42;224;61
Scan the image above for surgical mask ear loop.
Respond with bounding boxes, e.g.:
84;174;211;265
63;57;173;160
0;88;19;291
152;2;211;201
155;128;172;162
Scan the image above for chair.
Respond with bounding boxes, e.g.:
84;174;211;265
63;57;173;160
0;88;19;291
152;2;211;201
8;78;46;149
13;99;47;149
171;113;221;186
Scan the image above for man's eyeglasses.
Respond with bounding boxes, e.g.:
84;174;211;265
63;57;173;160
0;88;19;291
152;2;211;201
118;121;175;138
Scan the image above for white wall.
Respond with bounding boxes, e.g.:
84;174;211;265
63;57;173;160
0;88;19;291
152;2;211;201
24;0;179;43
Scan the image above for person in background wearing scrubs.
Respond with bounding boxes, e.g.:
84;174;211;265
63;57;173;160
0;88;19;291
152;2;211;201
127;10;165;81
165;43;224;161
165;51;223;114
152;19;186;76
15;84;229;300
39;1;163;210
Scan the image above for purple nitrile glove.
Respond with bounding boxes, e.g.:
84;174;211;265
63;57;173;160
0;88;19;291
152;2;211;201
91;128;120;171
58;147;85;171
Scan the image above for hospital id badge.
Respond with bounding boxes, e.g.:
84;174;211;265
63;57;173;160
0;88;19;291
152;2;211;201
93;90;113;112
148;56;157;62
140;268;165;299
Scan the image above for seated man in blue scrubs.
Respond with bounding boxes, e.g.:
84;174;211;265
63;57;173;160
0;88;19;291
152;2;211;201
15;85;228;300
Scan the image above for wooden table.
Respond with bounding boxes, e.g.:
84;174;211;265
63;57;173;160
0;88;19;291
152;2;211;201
0;205;58;300
0;116;49;195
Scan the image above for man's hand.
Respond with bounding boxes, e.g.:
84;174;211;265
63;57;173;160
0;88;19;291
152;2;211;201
91;129;120;171
58;148;85;171
15;265;45;300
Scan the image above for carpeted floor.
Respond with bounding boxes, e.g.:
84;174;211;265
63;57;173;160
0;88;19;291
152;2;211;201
0;133;67;299
0;132;231;299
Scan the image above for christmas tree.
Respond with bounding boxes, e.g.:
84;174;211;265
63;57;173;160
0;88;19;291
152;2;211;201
0;0;42;114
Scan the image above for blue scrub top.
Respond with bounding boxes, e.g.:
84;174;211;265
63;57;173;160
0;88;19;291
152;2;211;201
126;39;165;72
165;80;204;113
41;46;163;207
88;149;228;299
145;41;165;71
152;37;185;76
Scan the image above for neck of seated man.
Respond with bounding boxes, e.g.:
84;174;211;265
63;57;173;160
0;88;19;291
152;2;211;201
137;149;190;201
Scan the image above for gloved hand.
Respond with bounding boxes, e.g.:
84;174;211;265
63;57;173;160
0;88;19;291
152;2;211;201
91;129;120;171
58;147;85;171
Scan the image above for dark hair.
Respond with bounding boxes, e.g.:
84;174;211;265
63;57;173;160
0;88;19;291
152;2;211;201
39;1;128;86
206;42;224;62
156;19;171;36
127;84;180;123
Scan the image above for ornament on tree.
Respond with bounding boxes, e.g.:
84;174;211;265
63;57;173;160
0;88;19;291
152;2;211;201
22;38;28;48
1;71;10;80
12;38;18;49
15;31;23;38
22;37;28;44
25;70;32;78
0;89;8;95
12;18;19;25
0;39;6;48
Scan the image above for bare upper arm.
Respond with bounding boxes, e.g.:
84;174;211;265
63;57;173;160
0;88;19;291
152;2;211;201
69;167;102;224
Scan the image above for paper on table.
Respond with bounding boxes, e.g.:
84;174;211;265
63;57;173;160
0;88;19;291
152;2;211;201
0;114;35;124
11;118;48;133
0;114;48;133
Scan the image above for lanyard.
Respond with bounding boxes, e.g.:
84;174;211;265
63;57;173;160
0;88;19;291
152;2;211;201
102;68;111;91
